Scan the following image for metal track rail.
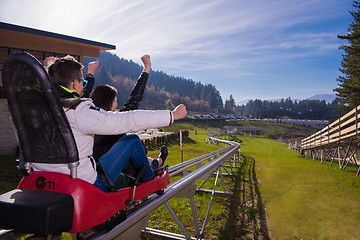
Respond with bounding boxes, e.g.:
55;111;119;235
90;136;241;240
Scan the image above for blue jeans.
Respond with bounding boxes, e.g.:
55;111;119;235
93;134;154;192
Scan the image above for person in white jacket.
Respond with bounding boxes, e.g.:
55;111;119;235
32;55;187;192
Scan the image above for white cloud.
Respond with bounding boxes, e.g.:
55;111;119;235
0;0;354;102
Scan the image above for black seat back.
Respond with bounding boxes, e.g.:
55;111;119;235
2;52;79;173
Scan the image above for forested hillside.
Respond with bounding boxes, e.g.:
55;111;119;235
84;52;223;113
84;52;340;121
237;98;341;121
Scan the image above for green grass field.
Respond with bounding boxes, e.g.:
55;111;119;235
0;155;22;194
239;135;360;240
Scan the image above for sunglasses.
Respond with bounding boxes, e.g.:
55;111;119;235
74;78;88;88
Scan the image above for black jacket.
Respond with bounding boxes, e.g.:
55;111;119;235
83;74;95;98
92;72;149;160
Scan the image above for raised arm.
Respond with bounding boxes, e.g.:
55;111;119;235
120;55;151;112
141;54;151;73
83;60;99;97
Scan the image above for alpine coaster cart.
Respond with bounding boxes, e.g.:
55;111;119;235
0;52;170;239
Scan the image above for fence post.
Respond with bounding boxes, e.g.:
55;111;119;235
338;118;341;141
356;107;358;135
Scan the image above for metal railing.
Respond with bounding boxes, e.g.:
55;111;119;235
90;135;241;240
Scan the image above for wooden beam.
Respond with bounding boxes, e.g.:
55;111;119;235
0;29;109;59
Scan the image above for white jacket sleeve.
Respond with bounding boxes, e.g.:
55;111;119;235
72;101;173;135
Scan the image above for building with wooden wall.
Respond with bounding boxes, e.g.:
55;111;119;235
0;22;115;155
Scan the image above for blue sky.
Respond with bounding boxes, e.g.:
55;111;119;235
0;0;355;104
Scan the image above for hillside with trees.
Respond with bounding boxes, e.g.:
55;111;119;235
85;52;340;121
84;52;223;113
236;98;341;121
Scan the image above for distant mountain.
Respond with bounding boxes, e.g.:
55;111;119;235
237;99;250;105
307;94;336;103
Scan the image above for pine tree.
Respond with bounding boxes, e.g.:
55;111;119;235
225;95;236;112
334;1;360;113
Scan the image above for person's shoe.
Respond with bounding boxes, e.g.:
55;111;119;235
158;145;168;166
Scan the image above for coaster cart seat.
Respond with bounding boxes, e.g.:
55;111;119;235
0;52;170;237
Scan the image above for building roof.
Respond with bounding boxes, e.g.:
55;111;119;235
0;22;116;58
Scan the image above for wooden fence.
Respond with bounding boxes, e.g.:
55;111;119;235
142;131;189;149
301;105;360;150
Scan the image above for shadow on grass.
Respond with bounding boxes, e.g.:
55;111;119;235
252;157;270;240
218;154;270;240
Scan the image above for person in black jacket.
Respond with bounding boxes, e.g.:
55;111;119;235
90;55;168;173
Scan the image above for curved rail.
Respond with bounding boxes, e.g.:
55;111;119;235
90;135;240;240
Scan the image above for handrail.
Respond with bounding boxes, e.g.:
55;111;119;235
168;147;232;177
92;136;240;240
301;105;360;149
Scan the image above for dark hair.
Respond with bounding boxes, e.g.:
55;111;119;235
90;85;118;111
48;55;83;88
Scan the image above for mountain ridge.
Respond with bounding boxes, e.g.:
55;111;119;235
84;52;223;112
